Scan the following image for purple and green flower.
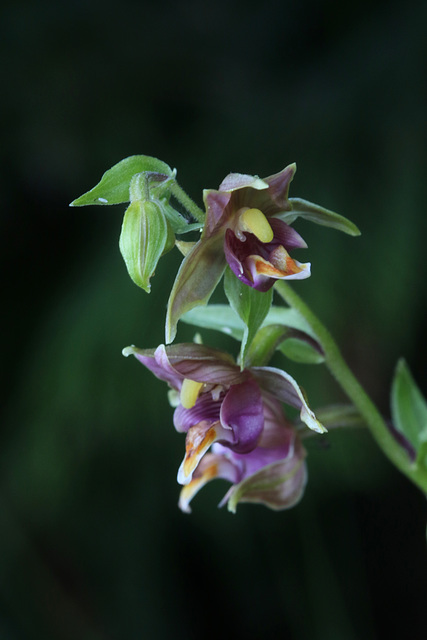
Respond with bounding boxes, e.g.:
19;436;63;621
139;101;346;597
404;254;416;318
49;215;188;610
123;342;325;512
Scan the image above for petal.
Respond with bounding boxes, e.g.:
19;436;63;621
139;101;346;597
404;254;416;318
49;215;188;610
252;366;327;433
220;379;264;453
122;344;183;389
123;343;243;389
163;344;242;385
246;253;311;291
218;173;269;192
166;234;226;343
173;392;223;433
177;421;235;485
269;217;307;250
178;452;241;513
224;229;256;288
202;189;233;237
234;164;296;217
263;164;296;210
223;440;308;512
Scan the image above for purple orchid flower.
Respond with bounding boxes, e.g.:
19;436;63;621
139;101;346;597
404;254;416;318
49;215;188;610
166;164;310;342
178;394;308;513
123;343;325;510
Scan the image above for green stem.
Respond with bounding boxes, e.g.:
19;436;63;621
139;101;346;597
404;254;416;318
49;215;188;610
275;280;427;493
169;181;206;224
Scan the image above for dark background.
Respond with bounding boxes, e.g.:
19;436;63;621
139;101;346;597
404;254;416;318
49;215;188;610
1;0;427;638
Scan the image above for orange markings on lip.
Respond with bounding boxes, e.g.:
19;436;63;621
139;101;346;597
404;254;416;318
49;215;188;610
183;426;218;478
254;246;303;277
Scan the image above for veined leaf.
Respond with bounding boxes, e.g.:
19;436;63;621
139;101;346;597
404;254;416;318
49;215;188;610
70;155;174;207
223;268;273;367
391;359;427;465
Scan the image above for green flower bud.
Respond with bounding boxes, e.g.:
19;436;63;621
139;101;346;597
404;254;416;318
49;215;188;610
119;199;171;292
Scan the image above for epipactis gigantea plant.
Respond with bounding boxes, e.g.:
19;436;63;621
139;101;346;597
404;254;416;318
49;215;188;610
71;154;427;512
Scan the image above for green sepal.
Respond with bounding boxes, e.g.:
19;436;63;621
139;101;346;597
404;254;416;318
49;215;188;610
70;155;174;207
165;235;226;344
391;359;427;465
119;200;169;292
223;268;273;367
276;198;360;236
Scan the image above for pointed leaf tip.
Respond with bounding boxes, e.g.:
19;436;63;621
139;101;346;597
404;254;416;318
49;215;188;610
71;155;174;207
391;358;427;461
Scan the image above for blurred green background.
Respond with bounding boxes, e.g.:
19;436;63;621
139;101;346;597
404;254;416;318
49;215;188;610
1;0;427;638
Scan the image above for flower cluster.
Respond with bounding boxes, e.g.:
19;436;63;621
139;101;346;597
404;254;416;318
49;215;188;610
74;156;367;512
123;343;325;512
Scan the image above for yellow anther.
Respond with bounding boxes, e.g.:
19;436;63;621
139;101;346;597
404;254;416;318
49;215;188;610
180;379;204;409
239;208;274;243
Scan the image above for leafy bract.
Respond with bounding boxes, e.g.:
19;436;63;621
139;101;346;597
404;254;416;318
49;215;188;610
391;359;427;466
182;301;323;366
70;155;174;207
223;268;273;367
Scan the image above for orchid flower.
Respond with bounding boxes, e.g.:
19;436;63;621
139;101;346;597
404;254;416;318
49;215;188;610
123;343;325;509
179;395;308;513
166;164;310;342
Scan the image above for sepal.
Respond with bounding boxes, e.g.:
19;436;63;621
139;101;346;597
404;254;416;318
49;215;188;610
225;441;307;513
165;235;227;343
277;198;360;236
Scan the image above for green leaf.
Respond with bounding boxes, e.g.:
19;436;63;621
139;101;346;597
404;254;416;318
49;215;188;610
70;155;174;206
391;359;427;463
181;304;245;339
181;304;318;342
279;337;324;364
277;198;360;236
223;268;273;367
245;324;324;367
119;200;168;292
263;306;318;338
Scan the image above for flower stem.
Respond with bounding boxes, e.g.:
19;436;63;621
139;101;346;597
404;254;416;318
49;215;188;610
169;181;206;224
274;280;427;493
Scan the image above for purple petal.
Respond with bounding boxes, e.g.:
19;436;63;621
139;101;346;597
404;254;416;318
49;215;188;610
224;229;258;289
203;189;232;237
223;438;308;512
123;344;183;389
164;344;243;385
220;379;264;453
124;343;244;390
269;217;307;250
263;164;296;210
252;366;327;433
173;392;223;433
224;229;277;292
